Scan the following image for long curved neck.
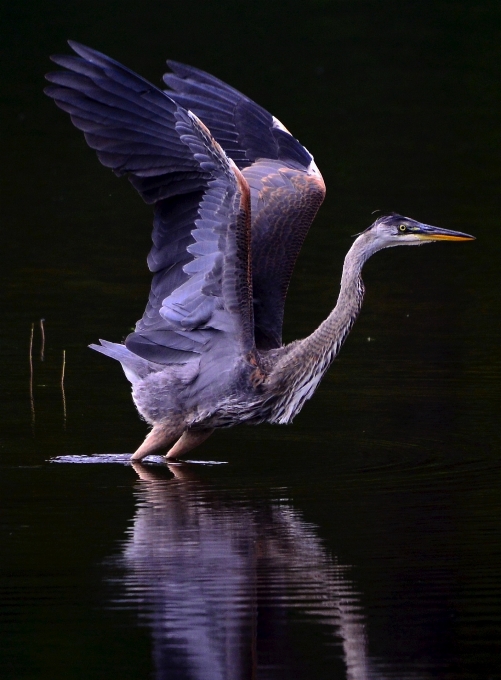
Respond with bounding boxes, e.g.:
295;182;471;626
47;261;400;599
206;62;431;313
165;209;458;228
269;232;376;398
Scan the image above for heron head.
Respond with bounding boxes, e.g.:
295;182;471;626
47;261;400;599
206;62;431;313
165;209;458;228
364;213;475;250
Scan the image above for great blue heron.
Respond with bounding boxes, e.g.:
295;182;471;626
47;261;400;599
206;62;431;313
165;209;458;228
45;43;474;461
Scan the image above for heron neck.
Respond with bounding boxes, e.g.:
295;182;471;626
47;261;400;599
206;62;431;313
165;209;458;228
271;232;373;387
310;232;374;353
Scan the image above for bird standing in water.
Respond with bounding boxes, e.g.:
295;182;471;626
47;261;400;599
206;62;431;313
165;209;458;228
45;43;474;460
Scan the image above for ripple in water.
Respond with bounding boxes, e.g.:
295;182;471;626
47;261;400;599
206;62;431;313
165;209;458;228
49;454;227;465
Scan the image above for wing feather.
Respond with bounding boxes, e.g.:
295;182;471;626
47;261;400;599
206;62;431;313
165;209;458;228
164;63;307;168
243;161;326;349
46;44;326;368
162;61;326;349
45;43;255;368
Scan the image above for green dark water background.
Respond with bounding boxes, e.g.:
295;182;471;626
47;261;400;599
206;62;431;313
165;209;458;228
1;1;501;677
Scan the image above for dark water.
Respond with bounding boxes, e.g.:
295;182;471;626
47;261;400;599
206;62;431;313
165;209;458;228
2;1;501;678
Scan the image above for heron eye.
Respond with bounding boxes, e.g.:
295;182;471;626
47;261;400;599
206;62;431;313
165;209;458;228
398;224;407;232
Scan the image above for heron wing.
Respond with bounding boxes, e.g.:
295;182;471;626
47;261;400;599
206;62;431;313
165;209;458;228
163;62;326;349
45;42;254;366
242;161;325;349
163;62;312;170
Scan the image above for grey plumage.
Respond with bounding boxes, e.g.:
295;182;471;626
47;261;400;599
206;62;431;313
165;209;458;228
45;43;474;460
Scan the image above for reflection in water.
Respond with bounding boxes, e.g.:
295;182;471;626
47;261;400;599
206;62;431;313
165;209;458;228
112;465;411;680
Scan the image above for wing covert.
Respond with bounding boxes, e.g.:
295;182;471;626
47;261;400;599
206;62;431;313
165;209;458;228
242;161;326;349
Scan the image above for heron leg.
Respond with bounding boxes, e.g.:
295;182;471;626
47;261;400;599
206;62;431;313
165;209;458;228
131;423;182;461
165;428;214;460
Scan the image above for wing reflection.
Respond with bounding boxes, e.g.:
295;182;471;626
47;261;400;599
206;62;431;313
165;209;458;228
114;463;379;680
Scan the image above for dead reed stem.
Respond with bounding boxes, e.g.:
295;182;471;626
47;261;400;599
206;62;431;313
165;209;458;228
61;349;67;427
29;323;35;427
40;318;45;361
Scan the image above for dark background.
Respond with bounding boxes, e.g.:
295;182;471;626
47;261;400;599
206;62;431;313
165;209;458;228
1;1;500;678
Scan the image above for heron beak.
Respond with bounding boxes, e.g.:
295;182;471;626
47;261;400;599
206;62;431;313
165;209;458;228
415;225;475;242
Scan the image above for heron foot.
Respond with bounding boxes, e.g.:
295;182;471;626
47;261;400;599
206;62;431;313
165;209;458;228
165;428;214;459
131;424;181;461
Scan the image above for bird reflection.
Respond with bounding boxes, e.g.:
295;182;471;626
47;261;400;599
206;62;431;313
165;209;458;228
113;464;381;680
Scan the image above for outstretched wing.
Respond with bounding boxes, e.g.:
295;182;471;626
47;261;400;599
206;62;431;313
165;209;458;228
45;42;254;366
164;62;326;349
